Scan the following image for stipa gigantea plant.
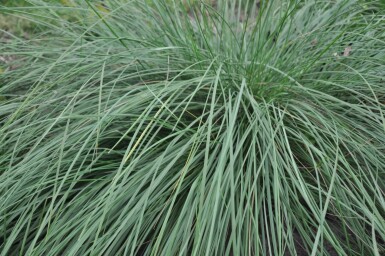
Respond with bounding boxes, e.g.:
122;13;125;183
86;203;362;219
0;0;385;255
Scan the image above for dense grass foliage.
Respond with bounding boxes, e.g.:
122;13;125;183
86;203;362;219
1;0;385;255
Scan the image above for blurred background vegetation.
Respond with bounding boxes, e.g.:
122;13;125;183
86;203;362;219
0;0;205;39
0;0;34;37
1;0;384;37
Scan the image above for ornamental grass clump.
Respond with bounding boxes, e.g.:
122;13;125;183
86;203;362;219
0;0;384;255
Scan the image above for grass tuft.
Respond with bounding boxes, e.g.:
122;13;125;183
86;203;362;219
1;0;385;255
